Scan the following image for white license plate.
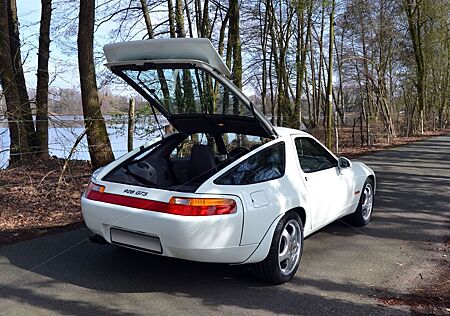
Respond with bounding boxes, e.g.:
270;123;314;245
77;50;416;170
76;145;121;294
110;228;162;253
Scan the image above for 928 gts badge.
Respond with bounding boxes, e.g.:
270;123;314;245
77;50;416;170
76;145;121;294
123;189;148;197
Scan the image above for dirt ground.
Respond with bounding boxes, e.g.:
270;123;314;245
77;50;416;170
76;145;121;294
0;158;90;246
378;236;450;315
0;129;449;313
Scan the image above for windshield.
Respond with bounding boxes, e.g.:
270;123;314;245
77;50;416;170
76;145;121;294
121;66;252;117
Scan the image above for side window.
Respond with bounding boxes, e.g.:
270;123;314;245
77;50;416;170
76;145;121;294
294;138;336;173
214;142;285;185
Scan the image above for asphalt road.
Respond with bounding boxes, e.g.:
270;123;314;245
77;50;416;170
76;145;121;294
1;134;449;315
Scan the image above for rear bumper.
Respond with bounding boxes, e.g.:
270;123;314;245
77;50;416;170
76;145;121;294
81;196;257;263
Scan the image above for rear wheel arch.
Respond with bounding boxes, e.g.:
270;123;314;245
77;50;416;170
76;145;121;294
252;211;304;284
285;207;306;228
242;206;306;265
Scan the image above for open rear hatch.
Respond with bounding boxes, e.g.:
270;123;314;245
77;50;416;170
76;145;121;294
103;38;277;138
101;38;277;193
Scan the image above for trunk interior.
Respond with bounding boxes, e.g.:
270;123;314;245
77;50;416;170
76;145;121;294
103;131;270;193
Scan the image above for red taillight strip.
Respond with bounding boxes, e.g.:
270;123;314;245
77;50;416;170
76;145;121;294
85;191;236;216
86;190;169;212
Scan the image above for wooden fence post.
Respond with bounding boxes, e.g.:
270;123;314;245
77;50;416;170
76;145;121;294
128;98;135;152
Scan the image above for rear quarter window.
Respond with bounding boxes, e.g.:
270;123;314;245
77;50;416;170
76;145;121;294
214;142;285;185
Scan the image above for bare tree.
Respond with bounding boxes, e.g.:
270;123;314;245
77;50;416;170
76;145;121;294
0;0;31;163
6;0;38;151
325;0;335;149
35;0;52;157
77;0;114;168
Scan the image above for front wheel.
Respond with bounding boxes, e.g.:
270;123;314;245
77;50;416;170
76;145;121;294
346;178;374;226
252;212;304;284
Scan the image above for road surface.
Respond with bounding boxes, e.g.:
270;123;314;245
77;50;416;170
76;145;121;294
1;134;449;315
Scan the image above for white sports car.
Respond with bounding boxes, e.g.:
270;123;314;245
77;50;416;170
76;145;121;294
81;38;375;284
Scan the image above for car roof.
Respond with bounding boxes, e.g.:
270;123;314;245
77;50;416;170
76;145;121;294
273;126;309;137
104;38;231;77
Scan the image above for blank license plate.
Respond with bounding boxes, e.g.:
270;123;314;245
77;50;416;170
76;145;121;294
110;228;162;253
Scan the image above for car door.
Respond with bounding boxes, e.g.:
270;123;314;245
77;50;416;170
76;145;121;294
293;137;350;228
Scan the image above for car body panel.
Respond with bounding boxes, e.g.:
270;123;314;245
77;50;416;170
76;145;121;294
196;136;311;245
104;39;278;138
104;38;232;77
81;184;252;263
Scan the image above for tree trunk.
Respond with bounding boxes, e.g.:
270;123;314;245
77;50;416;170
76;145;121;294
317;2;325;127
0;0;32;163
175;0;186;37
6;0;38;153
35;0;52;157
269;40;275;124
175;0;195;112
200;0;210;38
404;0;426;134
167;0;176;38
140;0;170;104
309;30;317;127
294;5;304;128
228;0;242;116
360;12;372;145
194;0;202;37
140;0;154;38
218;8;230;57
184;0;194;37
259;0;269;116
268;0;281;126
77;0;114;169
128;98;135;152
294;0;313;129
325;0;335;149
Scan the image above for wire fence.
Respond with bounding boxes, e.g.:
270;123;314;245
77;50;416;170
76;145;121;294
0;115;163;169
1;111;447;170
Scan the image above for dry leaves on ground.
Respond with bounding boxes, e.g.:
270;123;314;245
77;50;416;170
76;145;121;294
0;158;91;246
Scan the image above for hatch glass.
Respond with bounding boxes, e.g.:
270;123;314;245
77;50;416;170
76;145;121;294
121;66;252;117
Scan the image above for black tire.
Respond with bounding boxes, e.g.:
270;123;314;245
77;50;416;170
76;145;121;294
346;178;374;227
252;212;304;285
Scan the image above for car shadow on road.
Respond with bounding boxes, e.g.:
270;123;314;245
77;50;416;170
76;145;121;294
0;231;408;316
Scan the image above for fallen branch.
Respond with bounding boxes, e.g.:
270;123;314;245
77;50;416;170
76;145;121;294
37;170;56;189
58;127;88;186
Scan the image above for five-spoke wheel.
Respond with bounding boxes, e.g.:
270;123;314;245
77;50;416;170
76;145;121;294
278;219;301;276
253;212;304;284
347;178;375;226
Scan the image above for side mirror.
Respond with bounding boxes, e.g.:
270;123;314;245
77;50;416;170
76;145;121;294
338;157;352;172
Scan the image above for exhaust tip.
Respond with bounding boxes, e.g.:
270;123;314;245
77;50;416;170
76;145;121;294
89;234;108;245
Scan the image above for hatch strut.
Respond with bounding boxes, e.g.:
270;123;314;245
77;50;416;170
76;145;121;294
137;71;164;138
112;67;170;138
150;103;164;138
249;101;277;138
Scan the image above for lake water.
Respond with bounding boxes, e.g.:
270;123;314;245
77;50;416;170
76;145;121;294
0;119;161;168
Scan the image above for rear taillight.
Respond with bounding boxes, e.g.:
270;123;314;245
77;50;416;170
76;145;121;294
168;197;237;216
85;187;237;216
85;181;105;199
